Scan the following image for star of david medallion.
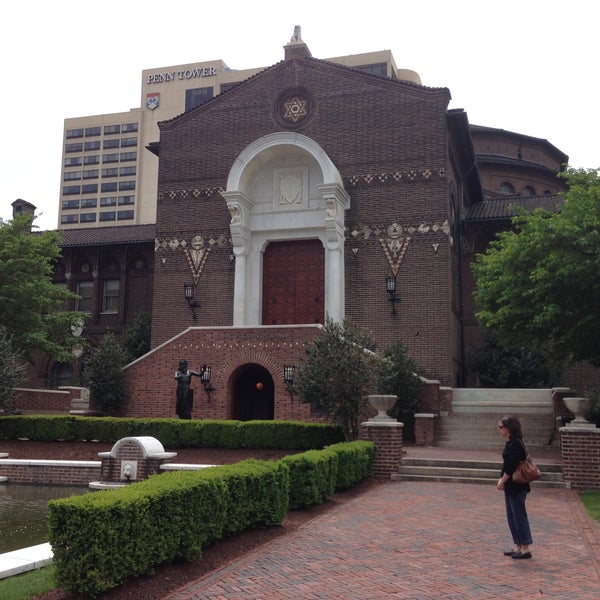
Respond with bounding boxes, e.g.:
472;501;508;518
273;87;315;129
283;97;308;123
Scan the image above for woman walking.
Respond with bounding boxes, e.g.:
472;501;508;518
497;415;533;559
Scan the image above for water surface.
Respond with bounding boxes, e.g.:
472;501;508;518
0;484;89;554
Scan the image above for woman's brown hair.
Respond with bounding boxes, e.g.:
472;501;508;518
500;415;523;440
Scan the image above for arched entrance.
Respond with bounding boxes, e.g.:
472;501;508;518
231;363;274;421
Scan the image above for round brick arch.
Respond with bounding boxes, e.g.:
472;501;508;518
222;350;283;420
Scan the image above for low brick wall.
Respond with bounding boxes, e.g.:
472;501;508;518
0;459;101;486
11;388;72;414
560;427;600;490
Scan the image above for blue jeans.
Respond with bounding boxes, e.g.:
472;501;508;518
504;490;533;546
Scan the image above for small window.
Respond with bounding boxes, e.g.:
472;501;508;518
103;153;119;163
121;137;138;148
220;82;240;93
66;128;84;139
522;185;536;197
120;152;137;162
81;198;97;208
104;124;121;135
103;139;120;149
63;171;82;181
499;182;516;195
119;180;135;191
100;196;117;207
65;143;83;153
99;211;116;221
121;122;139;133
64;157;82;167
61;214;79;224
101;182;118;193
76;281;94;313
80;212;97;223
63;185;81;195
84;141;101;151
83;170;99;179
118;195;135;205
62;199;80;210
185;87;214;111
81;184;98;194
102;280;119;313
102;168;119;178
120;166;136;176
85;127;101;137
84;155;100;165
117;210;134;221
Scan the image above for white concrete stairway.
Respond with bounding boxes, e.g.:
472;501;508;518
392;457;566;488
435;413;559;451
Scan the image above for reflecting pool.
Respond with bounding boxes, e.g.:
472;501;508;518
0;484;89;554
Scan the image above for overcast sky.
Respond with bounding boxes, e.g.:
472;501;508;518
1;0;597;230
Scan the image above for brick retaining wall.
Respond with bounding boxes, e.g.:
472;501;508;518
0;460;101;486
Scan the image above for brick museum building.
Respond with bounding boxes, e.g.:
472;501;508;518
17;29;579;421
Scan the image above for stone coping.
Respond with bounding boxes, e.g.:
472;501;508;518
0;543;53;581
0;459;101;467
160;463;216;470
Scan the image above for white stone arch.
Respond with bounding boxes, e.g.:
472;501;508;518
222;132;349;326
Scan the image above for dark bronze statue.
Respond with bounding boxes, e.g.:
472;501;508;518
174;359;200;419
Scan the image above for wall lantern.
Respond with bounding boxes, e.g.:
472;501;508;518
200;364;214;401
183;283;200;321
386;276;400;315
283;365;295;401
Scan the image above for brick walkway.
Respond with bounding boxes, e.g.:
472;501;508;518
167;479;600;600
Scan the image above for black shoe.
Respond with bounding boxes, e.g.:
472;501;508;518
503;550;518;556
511;551;532;559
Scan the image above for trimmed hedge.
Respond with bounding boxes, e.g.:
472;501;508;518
282;441;376;509
49;460;290;596
47;440;375;596
0;416;344;449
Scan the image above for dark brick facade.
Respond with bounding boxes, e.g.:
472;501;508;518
151;57;477;390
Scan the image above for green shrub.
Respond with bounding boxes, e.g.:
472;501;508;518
282;448;338;509
329;441;376;489
49;459;289;596
0;416;344;449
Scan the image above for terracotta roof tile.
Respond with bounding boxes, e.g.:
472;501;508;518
57;224;155;247
464;195;563;221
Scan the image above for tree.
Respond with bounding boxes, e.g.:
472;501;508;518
0;329;26;413
474;168;600;367
468;335;559;388
121;309;151;361
377;340;421;426
0;215;82;363
294;318;378;440
84;332;129;415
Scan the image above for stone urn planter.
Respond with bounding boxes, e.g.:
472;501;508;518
563;397;593;426
368;395;397;422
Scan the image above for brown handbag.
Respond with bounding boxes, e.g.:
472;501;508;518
512;441;542;484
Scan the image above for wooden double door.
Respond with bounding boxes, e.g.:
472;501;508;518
262;239;324;325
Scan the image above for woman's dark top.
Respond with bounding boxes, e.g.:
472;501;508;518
501;438;531;495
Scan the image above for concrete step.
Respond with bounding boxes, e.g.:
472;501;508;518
435;413;559;450
392;458;567;488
